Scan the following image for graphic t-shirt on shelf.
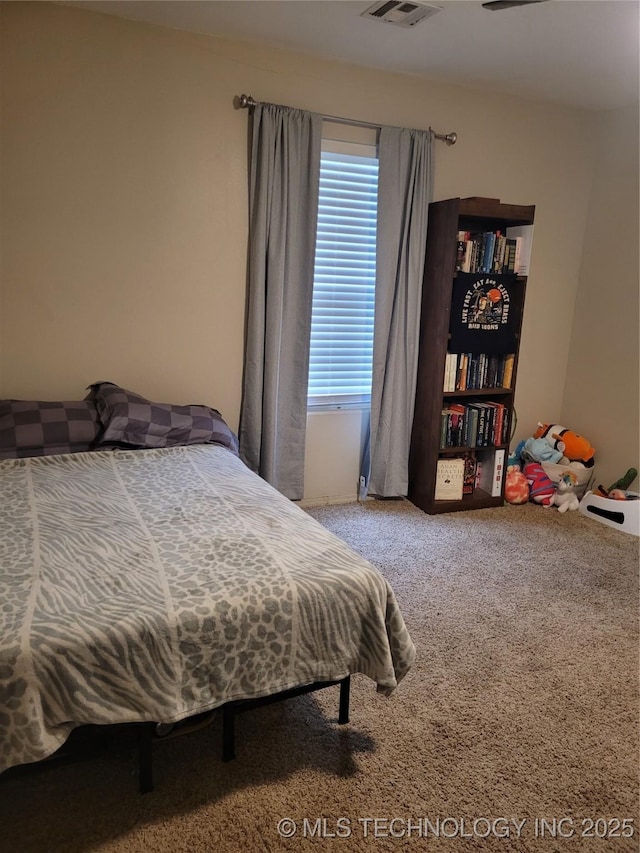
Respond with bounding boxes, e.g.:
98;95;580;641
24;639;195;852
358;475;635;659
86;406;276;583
449;273;521;354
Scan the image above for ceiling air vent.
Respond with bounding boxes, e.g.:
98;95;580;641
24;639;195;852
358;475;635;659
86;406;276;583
361;0;443;28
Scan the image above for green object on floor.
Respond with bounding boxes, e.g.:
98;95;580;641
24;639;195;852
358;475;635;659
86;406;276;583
608;468;638;492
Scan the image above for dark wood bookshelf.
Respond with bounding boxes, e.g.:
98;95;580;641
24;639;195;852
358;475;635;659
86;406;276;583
408;197;534;515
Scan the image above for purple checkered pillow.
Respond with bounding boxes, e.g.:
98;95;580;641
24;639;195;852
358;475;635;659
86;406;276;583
88;382;239;454
0;399;101;459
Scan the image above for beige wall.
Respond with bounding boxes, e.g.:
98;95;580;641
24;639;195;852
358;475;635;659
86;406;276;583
0;2;606;500
561;105;640;491
303;409;370;505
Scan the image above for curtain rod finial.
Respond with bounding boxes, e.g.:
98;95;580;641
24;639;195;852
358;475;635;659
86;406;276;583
235;94;256;110
430;127;458;146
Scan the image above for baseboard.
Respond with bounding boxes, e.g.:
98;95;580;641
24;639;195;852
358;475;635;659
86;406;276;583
299;494;360;508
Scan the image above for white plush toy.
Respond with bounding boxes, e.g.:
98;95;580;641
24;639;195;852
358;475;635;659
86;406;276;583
552;471;580;512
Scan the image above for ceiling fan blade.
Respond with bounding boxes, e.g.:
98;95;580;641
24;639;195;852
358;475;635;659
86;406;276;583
482;0;548;10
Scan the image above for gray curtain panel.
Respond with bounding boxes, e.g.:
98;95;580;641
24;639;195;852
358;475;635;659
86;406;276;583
367;126;433;497
238;103;322;500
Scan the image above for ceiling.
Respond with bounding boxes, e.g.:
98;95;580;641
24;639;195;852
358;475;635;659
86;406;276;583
64;0;639;111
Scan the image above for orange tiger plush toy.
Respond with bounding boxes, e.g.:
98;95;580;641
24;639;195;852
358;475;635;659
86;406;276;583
534;423;595;468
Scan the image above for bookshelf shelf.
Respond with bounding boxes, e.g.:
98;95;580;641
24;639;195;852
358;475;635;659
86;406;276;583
429;488;502;514
442;388;513;398
438;443;509;456
408;196;534;515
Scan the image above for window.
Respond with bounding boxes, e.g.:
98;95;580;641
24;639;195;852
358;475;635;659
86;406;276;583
307;139;379;408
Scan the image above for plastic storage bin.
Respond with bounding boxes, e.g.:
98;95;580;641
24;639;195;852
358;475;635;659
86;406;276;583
578;490;640;537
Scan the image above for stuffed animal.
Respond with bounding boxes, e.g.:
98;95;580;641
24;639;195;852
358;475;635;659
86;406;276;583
608;489;628;501
608;468;638;492
504;464;529;504
521;436;565;465
523;461;556;507
551;470;580;512
534;423;596;468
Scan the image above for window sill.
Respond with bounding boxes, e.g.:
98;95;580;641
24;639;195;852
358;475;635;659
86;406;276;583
307;401;371;413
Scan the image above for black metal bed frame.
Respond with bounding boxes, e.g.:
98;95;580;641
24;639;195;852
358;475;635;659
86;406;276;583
137;675;351;793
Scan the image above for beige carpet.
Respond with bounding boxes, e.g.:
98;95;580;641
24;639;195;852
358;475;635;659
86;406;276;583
1;500;638;852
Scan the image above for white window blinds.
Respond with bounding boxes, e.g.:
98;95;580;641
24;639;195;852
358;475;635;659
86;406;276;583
307;142;379;407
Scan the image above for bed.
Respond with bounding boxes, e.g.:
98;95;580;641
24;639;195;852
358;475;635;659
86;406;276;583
0;384;416;790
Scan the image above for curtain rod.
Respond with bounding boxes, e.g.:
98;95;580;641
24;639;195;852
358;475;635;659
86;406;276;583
235;94;457;146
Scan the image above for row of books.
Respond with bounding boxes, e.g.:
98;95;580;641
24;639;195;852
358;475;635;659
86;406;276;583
455;225;533;276
434;449;505;500
443;352;515;392
440;401;510;449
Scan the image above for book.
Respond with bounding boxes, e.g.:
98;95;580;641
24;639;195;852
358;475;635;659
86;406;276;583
492;402;505;446
457;353;468;390
448;403;466;446
462;454;477;495
466;406;479;448
434;458;465;500
441;406;465;448
468;402;489;446
493;448;506;495
444;353;457;392
505;225;534;275
474;461;482;489
462;240;472;273
439;409;450;449
478;448;505;497
501;408;510;444
502;353;515;388
504;239;517;273
483;401;498;444
487;354;499;388
455;231;468;271
493;234;506;274
482;231;496;273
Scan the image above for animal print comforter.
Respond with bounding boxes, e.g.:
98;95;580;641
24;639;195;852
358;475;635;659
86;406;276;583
0;445;415;773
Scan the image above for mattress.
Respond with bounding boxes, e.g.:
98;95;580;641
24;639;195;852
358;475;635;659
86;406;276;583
0;444;415;773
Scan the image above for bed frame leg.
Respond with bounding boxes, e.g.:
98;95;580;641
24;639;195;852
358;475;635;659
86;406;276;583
220;677;349;764
338;675;350;724
222;706;235;762
138;724;154;793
